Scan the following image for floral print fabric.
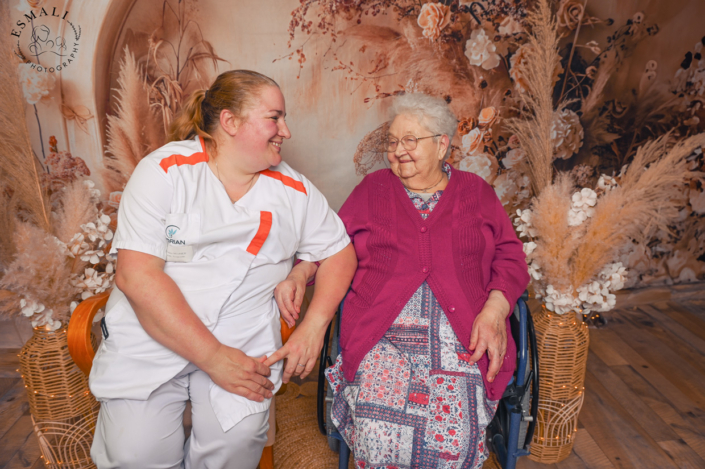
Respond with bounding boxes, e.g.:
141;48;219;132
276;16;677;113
326;164;499;468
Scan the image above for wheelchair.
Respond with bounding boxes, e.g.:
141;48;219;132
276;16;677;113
316;292;538;469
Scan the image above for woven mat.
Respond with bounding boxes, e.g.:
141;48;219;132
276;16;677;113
272;382;354;469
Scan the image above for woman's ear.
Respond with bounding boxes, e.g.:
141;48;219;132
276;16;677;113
219;109;240;137
438;134;450;160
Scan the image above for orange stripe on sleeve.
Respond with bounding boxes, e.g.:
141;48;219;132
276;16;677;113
260;169;307;195
159;138;209;172
246;211;272;256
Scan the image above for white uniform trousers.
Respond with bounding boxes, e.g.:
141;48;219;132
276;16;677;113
91;363;269;469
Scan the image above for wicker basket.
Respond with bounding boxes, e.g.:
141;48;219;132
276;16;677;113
528;307;589;464
19;325;99;469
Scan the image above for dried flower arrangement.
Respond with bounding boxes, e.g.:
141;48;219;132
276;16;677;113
507;0;705;315
0;36;115;330
286;0;705;289
101;0;225;198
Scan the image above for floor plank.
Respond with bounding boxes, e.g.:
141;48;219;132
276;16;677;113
639;305;705;357
0;349;21;379
620;308;705;378
570;428;614;469
0;381;30;441
659;302;705;342
605;313;705;411
682;300;705;323
586;351;678;443
589;327;705;438
4;426;42;469
0;411;35;467
579;370;677;469
658;439;705;469
610;365;705;461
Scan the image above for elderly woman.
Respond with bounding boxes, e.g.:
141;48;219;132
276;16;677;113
324;93;530;468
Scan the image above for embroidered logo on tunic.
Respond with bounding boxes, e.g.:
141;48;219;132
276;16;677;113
165;225;185;245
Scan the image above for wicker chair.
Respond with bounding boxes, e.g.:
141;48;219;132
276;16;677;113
67;289;294;469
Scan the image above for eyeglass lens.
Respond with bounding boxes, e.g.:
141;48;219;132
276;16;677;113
387;135;418;152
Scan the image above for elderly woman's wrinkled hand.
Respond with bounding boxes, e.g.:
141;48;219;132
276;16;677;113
274;260;317;328
468;290;511;382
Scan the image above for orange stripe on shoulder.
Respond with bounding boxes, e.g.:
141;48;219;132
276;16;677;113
247;211;273;256
159;138;209;173
260;169;307;195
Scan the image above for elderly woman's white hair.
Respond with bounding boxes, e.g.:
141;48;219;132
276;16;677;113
391;93;458;157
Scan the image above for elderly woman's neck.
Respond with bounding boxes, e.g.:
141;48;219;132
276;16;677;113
398;165;448;194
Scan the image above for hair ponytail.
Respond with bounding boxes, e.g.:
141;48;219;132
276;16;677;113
168;89;211;143
167;70;280;153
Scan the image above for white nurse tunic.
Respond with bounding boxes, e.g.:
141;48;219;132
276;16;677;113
89;136;350;432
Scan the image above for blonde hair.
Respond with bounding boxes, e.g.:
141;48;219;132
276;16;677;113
168;70;279;150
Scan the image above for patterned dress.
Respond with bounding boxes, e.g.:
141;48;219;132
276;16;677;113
326;164;499;469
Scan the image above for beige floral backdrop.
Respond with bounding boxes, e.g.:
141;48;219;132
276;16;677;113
11;0;705;291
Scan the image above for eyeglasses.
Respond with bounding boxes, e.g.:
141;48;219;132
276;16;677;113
386;134;442;152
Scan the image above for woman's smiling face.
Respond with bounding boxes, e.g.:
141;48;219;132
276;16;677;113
387;113;447;180
234;85;291;171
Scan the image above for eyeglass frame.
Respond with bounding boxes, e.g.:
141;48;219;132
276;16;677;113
386;134;443;152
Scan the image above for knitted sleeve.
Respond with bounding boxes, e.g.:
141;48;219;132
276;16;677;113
338;176;370;244
485;188;530;309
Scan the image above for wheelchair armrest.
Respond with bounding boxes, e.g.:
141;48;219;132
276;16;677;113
68;290;112;376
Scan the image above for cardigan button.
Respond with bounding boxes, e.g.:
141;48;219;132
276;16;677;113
420;226;427;233
448;305;456;313
422;267;429;273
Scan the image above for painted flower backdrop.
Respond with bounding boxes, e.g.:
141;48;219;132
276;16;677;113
286;0;705;291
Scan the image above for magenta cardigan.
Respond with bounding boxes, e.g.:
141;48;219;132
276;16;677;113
337;168;530;400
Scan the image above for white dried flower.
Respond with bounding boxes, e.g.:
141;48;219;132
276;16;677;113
493;173;517;205
503;148;525;169
83;179;101;199
551;109;584;160
543;285;582;314
690;187;705;214
458;152;494;182
528;260;542;280
572;188;597;210
20;298;45;317
18;63;56;105
498;16;524;36
461;128;484;155
465;29;501;70
596;174;618;193
568;188;597;226
523;241;537;256
514;209;537;238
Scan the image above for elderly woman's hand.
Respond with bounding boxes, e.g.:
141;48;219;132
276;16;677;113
274;260;318;328
468;290;511;382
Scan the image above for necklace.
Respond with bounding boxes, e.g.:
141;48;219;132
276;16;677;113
401;171;446;193
214;158;257;201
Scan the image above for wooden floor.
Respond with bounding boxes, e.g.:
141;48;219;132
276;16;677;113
1;288;704;468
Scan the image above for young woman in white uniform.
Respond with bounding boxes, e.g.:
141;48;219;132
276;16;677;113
89;70;357;469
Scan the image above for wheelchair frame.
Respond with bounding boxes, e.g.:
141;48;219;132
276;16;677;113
316;292;539;469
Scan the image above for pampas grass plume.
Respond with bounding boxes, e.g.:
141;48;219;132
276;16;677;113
569;133;705;288
0;9;51;233
504;0;562;197
0;223;76;320
103;46;163;193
